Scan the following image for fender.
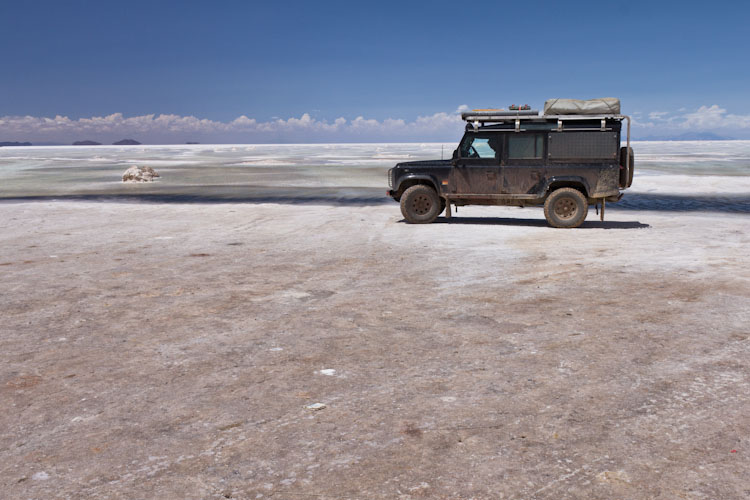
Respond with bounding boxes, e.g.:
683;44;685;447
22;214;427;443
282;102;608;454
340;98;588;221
538;175;592;198
393;173;440;193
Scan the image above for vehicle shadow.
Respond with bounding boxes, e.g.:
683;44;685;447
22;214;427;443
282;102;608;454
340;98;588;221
427;217;650;229
615;193;750;213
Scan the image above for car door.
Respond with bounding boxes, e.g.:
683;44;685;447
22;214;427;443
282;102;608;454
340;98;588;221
448;134;502;195
502;133;546;194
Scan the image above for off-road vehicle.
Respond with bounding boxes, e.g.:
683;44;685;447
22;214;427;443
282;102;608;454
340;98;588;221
387;98;634;228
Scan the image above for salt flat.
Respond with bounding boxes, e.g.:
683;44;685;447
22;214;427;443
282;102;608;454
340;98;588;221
1;195;749;499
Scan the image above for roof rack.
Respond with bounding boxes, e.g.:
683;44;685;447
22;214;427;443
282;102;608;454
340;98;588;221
460;111;624;123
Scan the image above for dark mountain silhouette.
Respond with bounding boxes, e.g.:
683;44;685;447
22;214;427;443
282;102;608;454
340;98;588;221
73;140;102;145
113;139;141;145
0;141;32;147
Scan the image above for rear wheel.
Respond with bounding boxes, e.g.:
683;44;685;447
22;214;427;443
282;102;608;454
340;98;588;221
544;188;588;228
400;185;441;224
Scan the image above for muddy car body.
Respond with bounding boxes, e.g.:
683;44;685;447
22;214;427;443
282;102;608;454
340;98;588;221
387;101;633;228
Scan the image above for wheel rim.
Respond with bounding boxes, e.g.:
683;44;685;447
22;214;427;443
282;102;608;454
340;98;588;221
553;197;578;219
411;194;432;215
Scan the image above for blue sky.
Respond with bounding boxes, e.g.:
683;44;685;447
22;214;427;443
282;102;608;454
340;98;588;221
1;1;749;143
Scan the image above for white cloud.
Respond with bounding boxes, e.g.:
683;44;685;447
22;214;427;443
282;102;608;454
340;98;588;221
632;105;750;137
7;104;749;143
648;111;669;120
0;109;465;144
679;105;750;129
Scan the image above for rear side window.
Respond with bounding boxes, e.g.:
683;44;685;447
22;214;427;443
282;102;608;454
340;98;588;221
508;134;544;159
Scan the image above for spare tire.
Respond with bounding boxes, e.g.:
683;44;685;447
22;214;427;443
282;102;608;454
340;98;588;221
627;148;635;187
619;146;634;188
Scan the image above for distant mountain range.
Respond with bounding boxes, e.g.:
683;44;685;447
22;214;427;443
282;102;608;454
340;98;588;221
2;139;146;146
69;139;142;145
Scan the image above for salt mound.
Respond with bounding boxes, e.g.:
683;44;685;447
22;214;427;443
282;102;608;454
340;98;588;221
122;165;159;182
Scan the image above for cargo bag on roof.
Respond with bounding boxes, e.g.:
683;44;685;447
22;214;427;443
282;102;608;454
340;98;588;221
543;98;620;115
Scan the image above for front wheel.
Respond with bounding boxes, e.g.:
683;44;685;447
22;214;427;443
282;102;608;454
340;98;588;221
400;185;441;224
544;188;588;228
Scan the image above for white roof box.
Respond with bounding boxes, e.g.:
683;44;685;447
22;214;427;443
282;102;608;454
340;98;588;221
544;98;620;116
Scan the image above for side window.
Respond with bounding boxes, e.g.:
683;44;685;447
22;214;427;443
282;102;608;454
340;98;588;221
460;135;500;159
507;134;544;160
471;138;495;159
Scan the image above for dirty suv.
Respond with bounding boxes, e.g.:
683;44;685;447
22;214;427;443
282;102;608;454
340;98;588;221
387;98;634;228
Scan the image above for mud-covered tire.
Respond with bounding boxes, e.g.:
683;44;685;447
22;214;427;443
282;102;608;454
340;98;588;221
619;146;634;188
544;188;588;228
400;185;441;224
